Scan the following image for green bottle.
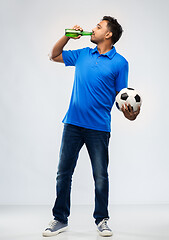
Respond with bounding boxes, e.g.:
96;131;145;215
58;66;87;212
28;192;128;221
65;29;92;37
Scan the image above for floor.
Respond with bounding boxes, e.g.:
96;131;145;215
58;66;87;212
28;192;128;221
0;204;169;240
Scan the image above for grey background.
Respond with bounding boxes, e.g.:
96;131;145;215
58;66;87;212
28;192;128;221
0;0;169;205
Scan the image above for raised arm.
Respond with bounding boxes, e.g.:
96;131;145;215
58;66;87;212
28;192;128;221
49;25;83;63
49;35;70;63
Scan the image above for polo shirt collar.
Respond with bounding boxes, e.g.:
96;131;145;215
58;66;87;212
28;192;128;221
91;46;116;59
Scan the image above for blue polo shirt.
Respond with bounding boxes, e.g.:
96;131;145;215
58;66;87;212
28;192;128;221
62;46;128;132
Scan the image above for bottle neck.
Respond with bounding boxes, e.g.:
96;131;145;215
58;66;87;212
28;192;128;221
81;31;92;36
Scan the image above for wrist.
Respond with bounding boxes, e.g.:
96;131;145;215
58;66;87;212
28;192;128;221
64;35;70;40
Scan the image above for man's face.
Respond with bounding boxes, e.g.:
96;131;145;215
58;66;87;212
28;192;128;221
91;20;110;44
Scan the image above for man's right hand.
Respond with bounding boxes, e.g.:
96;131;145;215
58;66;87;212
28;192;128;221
68;25;83;39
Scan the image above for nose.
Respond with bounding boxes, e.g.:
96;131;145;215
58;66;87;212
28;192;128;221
92;27;96;34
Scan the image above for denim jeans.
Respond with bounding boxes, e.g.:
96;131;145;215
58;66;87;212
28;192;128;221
52;123;110;225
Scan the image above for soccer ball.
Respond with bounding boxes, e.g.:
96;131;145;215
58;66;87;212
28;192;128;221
115;88;142;112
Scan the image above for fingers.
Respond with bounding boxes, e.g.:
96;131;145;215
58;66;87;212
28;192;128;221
121;103;140;121
121;104;125;112
128;104;133;112
121;103;129;112
137;105;141;114
121;104;133;117
134;105;141;116
72;25;83;31
72;35;81;40
121;104;140;113
68;25;83;40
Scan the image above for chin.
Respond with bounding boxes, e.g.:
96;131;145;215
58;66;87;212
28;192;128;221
90;38;97;44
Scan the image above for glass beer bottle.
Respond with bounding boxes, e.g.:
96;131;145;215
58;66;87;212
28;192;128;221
65;28;92;38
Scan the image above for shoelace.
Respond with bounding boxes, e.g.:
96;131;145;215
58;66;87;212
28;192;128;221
100;219;109;230
49;220;58;228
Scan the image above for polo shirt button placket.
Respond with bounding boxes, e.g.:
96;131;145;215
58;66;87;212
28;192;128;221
96;55;101;64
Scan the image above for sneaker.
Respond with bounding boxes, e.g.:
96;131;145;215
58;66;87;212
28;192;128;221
97;218;113;237
42;219;68;237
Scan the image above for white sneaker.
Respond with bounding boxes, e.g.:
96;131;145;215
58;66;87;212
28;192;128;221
97;218;113;237
42;219;68;237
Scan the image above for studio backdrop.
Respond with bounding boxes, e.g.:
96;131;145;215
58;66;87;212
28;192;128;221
0;0;169;205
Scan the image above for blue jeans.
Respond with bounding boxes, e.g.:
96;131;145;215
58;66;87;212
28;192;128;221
52;123;110;225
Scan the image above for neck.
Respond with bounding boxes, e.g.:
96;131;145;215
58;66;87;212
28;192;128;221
97;42;113;54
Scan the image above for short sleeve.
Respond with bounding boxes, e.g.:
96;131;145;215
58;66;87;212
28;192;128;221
62;48;84;66
115;60;129;92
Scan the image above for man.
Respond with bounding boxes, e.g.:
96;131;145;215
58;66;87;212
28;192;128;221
42;16;140;237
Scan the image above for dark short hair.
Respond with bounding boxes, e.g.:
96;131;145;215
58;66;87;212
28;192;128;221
102;16;123;44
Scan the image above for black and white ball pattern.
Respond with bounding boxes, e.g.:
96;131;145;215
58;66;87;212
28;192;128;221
115;88;142;112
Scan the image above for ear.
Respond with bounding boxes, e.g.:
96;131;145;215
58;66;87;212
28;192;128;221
105;31;113;40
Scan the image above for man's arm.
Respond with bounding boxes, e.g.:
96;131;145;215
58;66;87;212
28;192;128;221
49;25;83;63
49;35;70;63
